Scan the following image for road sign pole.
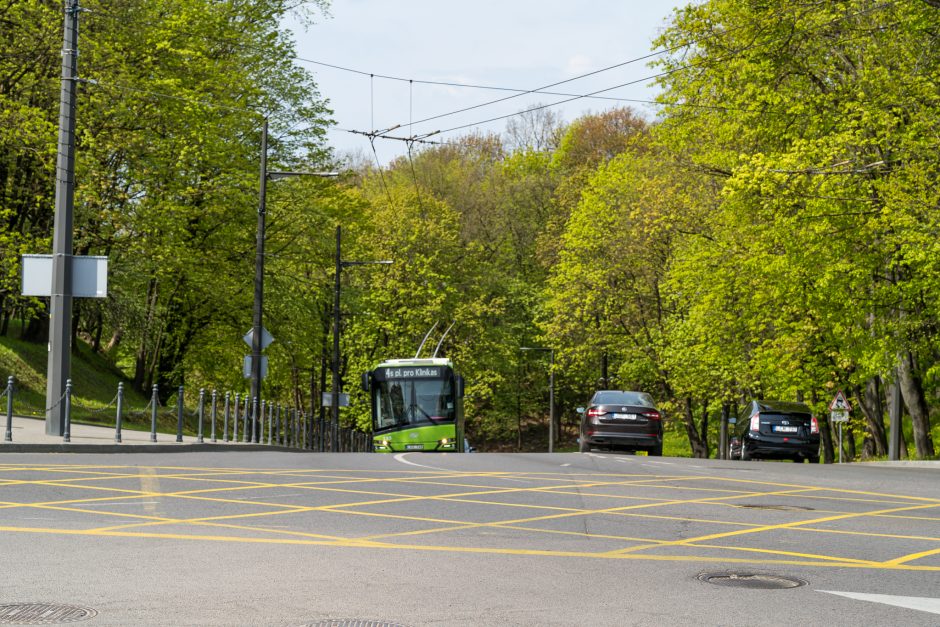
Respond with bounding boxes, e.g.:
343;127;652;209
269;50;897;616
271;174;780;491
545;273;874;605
838;422;843;464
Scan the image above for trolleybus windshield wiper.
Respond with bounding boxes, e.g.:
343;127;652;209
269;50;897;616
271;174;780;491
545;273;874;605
410;403;446;423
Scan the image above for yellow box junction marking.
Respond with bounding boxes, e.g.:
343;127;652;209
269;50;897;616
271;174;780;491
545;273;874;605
0;463;936;571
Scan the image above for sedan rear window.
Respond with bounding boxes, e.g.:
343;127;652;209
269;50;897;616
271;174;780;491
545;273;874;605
592;391;656;408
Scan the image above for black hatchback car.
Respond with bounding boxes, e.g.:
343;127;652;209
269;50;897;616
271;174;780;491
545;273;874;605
578;390;663;455
730;400;820;463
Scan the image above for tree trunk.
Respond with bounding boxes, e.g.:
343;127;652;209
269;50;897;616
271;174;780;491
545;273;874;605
516;366;523;451
886;379;908;459
897;350;935;458
134;279;158;394
844;423;856;460
683;396;708;458
104;328;123;354
309;362;318;446
318;350;328;433
0;294;7;336
21;309;47;342
854;379;887;457
699;399;710;459
812;390;835;463
91;302;103;353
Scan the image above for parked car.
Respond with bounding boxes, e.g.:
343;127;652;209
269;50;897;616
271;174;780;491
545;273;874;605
730;400;820;463
577;390;663;455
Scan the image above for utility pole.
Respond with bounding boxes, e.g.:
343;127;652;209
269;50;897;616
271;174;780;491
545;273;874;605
251;124;336;443
549;349;555;454
249;119;268;442
888;367;902;460
330;226;392;452
331;225;342;452
46;0;81;436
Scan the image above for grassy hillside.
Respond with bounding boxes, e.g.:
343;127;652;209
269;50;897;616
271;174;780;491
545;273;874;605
0;327;163;432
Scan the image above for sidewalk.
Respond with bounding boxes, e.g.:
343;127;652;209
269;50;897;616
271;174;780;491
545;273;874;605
0;414;300;453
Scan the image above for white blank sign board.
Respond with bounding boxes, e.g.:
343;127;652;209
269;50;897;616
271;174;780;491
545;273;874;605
21;254;108;298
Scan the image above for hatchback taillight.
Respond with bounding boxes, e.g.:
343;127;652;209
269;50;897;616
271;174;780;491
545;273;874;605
810;416;819;434
749;413;760;432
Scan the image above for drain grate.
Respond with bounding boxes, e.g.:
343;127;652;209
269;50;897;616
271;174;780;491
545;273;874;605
697;572;806;589
0;604;97;624
301;621;409;627
736;504;814;511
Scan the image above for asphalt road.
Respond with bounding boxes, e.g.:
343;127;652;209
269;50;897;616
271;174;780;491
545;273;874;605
0;451;937;626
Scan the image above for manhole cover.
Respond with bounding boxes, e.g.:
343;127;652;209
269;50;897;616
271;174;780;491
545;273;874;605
697;572;806;589
0;604;97;624
302;621;409;627
736;504;814;511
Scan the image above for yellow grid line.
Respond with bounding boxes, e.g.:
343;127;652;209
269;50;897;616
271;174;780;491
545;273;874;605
1;464;937;571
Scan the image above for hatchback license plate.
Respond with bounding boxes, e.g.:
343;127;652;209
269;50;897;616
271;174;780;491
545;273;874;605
773;425;798;433
405;444;424;450
613;413;638;420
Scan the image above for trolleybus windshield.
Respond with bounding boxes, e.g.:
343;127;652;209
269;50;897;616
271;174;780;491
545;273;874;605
374;376;455;431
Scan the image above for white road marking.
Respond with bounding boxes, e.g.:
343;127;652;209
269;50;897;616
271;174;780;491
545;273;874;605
391;453;530;482
560;463;571;467
393;453;442;470
819;591;940;616
139;467;161;515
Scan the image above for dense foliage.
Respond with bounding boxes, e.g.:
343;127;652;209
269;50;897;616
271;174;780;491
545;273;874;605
1;0;937;457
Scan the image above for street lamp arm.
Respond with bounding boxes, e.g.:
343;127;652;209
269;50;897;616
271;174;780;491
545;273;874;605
267;171;340;180
341;260;394;268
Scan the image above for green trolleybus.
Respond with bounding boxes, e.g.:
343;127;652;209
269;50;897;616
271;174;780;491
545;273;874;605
362;357;465;452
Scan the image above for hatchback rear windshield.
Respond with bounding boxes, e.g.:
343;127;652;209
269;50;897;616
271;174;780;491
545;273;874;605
592;391;656;408
760;412;812;422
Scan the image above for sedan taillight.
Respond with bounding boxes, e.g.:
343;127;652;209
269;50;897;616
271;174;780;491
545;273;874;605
810;416;819;434
642;411;661;420
750;413;760;432
586;408;604;418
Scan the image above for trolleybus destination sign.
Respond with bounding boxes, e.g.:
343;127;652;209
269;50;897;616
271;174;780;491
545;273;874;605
377;367;442;379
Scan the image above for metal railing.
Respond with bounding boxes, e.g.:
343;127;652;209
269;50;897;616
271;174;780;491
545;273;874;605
0;376;372;451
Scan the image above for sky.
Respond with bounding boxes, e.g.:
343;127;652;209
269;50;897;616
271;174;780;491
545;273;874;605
286;1;688;165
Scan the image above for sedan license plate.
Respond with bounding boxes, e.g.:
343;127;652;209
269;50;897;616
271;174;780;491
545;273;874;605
773;425;799;433
405;444;424;450
613;413;638;420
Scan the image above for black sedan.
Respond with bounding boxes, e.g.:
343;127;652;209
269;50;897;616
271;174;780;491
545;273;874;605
578;390;663;455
